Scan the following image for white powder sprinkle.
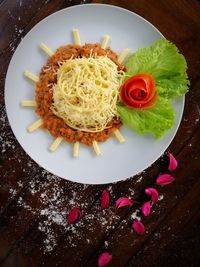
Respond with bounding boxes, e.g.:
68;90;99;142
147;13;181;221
131;209;141;221
17;196;33;211
158;195;164;201
1;94;158;255
104;241;108;248
135;176;143;183
128;188;135;196
13;170;69;253
19;0;23;7
107;185;113;194
0;109;16;153
9;188;17;197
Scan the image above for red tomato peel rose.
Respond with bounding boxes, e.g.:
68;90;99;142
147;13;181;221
120;73;157;109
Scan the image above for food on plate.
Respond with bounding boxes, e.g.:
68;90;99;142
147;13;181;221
22;29;189;156
35;42;126;151
51;56;125;133
118;38;189;138
120;73;157;109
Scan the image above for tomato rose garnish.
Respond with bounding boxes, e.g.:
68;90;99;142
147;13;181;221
120;74;157;109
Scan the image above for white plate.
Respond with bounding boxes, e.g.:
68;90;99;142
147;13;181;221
5;4;184;184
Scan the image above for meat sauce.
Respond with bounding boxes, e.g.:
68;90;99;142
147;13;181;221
35;43;125;145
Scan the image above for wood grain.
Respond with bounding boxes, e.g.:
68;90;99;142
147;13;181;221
0;0;200;266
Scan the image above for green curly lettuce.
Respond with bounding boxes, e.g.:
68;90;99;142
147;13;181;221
118;38;189;138
125;38;189;99
117;97;175;139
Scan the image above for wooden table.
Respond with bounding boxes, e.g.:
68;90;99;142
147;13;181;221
0;0;200;266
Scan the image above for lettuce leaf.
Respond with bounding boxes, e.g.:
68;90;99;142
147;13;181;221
117;97;175;138
125;38;189;99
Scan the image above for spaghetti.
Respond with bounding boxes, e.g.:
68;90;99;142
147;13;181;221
32;43;125;146
35;43;125;145
51;56;125;132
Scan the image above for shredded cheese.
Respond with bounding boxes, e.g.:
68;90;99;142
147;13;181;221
51;56;125;132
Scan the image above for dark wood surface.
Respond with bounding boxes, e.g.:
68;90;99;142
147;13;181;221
0;0;200;266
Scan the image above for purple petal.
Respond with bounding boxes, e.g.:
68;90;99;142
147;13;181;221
141;201;151;216
167;152;178;171
133;220;145;235
156;174;175;186
101;190;110;209
98;252;112;267
116;197;132;208
145;187;159;203
67;207;80;224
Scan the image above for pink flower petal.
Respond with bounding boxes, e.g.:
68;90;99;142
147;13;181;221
145;187;159;203
98;252;112;267
156;174;175;186
101;190;110;209
133;220;145;235
167;152;178;171
67;207;80;224
141;201;151;216
116;197;132;208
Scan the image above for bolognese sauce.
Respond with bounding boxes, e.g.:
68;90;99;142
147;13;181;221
35;43;125;146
